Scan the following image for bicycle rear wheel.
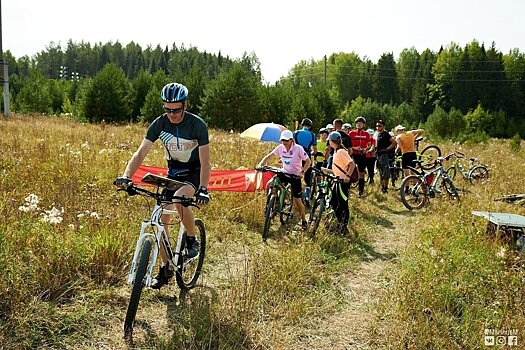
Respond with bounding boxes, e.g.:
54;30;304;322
400;175;427;210
419;145;441;170
124;239;152;336
280;185;294;225
262;194;276;240
175;219;206;290
468;165;489;185
307;196;325;237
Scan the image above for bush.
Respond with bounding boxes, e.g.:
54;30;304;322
510;133;522;153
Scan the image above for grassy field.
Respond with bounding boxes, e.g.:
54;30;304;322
0;114;524;349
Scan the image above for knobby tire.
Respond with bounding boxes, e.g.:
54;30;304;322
400;175;427;210
307;196;325;237
262;194;276;240
175;218;206;289
419;145;442;170
124;239;152;336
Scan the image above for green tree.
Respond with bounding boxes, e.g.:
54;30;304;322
130;70;153;121
425;106;466;139
14;71;52;113
81;63;132;122
139;70;169;123
200;62;261;131
373;53;399;104
397;47;420;103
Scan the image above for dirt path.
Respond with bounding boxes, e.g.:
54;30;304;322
293;204;417;350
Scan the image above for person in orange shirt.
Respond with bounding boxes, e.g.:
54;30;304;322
329;131;356;234
394;125;424;192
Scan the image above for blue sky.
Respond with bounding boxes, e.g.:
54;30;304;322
4;0;525;83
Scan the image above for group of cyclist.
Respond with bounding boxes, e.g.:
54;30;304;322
113;81;425;289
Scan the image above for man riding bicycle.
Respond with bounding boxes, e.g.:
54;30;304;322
257;130;311;230
114;82;211;289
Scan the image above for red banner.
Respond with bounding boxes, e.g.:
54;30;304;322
132;165;273;192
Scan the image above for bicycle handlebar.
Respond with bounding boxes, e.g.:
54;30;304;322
255;166;302;179
115;176;199;208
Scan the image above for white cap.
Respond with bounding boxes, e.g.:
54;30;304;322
326;123;335;130
280;130;293;141
342;123;352;129
394;125;405;132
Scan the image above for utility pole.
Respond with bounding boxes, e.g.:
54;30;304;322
0;0;10;116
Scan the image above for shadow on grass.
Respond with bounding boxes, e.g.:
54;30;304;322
125;285;254;349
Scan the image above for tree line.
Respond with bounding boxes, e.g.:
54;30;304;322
2;39;525;140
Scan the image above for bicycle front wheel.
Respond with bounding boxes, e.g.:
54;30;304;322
262;194;276;240
280;185;294;225
176;219;206;290
443;177;460;201
446;166;457;181
419;145;441;170
468;165;489;185
400;175;427;210
124;239;152;336
307;196;325;237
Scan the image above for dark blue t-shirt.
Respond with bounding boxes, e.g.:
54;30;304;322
145;112;209;171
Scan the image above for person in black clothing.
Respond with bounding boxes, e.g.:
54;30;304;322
374;120;397;193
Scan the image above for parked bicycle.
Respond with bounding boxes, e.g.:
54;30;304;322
115;173;206;336
399;155;459;210
445;150;490;184
306;167;342;236
257;166;298;240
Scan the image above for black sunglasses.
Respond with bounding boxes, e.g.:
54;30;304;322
164;106;184;114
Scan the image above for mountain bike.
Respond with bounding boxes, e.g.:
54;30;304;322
116;173;206;336
445;150;490;184
306;167;341;236
257;166;298;240
399;155;459;210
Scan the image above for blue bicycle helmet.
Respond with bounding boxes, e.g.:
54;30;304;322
161;83;188;102
328;131;342;141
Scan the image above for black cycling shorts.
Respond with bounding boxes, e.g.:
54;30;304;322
401;152;417;170
277;173;303;199
162;168;200;200
352;154;367;173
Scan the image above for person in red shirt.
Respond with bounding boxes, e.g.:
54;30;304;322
349;116;372;197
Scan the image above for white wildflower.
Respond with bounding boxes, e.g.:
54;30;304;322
90;211;100;220
18;193;40;212
497;247;506;258
81;142;90;149
429;248;437;257
42;206;64;224
77;213;85;219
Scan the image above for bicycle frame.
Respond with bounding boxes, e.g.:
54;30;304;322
127;203;187;287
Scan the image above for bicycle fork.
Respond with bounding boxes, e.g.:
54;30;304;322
127;221;161;287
